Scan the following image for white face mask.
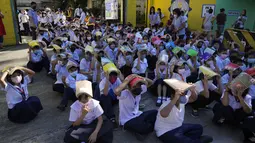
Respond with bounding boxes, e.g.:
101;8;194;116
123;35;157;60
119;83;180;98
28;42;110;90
87;37;92;40
159;65;166;70
70;70;78;77
116;34;121;37
11;75;22;84
178;69;185;75
58;61;64;66
174;14;177;18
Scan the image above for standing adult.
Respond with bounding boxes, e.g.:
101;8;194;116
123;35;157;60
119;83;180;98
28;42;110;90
66;6;73;21
74;5;82;18
157;8;165;24
0;9;6;48
172;8;186;40
28;2;38;40
216;8;227;35
233;9;247;29
181;11;188;31
21;10;30;36
149;6;159;27
202;8;215;33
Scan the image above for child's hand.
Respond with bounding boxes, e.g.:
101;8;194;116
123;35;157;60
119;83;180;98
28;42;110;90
82;105;90;115
88;131;98;143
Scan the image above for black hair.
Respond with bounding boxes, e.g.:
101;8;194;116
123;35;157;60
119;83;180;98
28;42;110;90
220;8;225;12
6;70;25;85
158;8;162;18
242;9;247;16
150;6;155;15
173;8;181;17
109;71;118;76
31;2;36;5
208;8;213;14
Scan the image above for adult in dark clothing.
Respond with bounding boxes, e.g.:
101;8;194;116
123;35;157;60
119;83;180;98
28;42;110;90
216;8;227;35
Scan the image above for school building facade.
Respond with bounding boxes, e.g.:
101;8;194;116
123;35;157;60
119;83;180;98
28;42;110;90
1;0;255;46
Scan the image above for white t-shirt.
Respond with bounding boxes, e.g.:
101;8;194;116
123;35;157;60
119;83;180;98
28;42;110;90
221;90;252;110
99;77;122;95
80;58;91;72
55;64;69;84
132;58;148;74
118;85;147;125
195;80;217;94
69;99;103;125
154;92;191;137
1;75;31;109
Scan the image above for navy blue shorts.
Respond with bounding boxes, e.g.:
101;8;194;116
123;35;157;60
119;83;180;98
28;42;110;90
0;36;3;43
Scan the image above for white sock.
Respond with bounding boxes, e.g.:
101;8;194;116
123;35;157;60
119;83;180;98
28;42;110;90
157;97;162;103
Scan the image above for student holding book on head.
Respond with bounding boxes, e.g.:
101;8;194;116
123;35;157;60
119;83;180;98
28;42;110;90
154;79;213;143
212;73;253;125
114;74;157;141
190;66;223;117
0;66;43;123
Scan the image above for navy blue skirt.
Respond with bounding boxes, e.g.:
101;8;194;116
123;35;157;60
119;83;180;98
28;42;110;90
8;96;43;123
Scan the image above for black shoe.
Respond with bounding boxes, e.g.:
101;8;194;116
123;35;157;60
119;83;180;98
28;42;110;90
200;135;213;143
191;109;199;117
134;133;147;141
57;104;65;111
110;118;118;130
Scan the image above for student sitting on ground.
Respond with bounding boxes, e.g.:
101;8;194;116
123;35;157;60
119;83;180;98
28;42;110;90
98;65;122;128
57;59;88;111
64;80;113;143
114;74;157;140
52;53;70;94
0;66;43;123
213;75;252;125
27;40;50;73
132;45;148;77
154;79;213;143
79;45;94;81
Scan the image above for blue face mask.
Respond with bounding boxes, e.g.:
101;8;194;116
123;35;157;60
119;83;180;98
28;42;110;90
247;58;255;64
34;49;41;55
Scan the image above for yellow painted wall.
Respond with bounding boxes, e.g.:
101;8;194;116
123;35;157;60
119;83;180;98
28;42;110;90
189;0;216;31
0;0;17;46
126;0;136;26
146;0;216;30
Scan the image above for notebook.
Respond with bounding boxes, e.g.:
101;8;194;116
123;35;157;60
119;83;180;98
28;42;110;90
225;63;240;71
199;66;219;78
164;79;194;91
230;72;253;92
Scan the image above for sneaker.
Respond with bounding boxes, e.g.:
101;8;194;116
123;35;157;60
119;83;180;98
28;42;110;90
110;118;118;130
200;135;213;143
191;109;199;117
134;133;147;141
162;97;167;103
57;104;65;111
156;98;162;107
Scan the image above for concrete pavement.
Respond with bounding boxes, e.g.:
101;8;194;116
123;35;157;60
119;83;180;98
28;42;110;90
0;45;243;143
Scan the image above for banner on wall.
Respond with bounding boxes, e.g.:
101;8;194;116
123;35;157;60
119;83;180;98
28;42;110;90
105;0;118;20
201;4;216;18
169;0;192;15
228;10;240;16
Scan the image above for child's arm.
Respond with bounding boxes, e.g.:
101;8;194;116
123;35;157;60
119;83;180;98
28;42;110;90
221;87;229;106
103;73;110;96
136;53;141;70
19;67;35;79
73;105;89;126
160;89;182;118
89;116;103;143
114;75;136;96
0;71;8;89
202;75;210;98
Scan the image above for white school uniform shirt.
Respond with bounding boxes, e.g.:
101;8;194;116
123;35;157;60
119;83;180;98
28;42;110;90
132;58;148;74
55;64;69;84
221;74;230;86
1;75;31;109
66;74;88;90
216;56;230;72
221;90;252;110
154;68;167;82
147;43;157;56
171;72;190;82
118;85;147;125
104;46;118;63
154;91;191;137
195;80;217;95
80;12;86;24
69;99;103;125
249;85;255;99
99;77;122;95
80;58;91;72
